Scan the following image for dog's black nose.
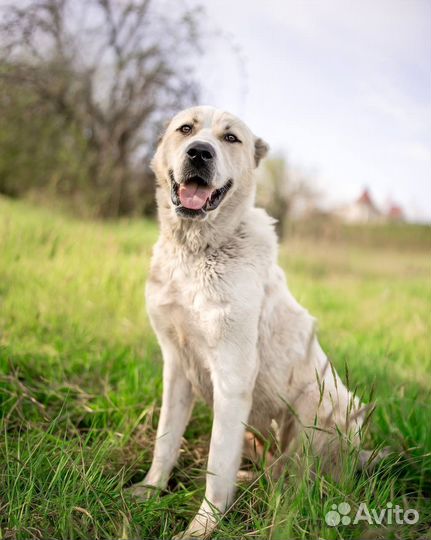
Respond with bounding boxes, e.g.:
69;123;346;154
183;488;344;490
186;142;215;163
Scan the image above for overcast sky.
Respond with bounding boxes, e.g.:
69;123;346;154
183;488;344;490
194;0;430;222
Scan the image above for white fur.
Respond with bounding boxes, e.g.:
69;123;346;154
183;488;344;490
129;106;364;539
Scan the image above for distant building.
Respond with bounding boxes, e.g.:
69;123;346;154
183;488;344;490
386;203;405;222
333;188;406;224
334;188;383;224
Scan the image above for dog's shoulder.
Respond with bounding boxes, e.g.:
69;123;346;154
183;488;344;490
236;207;278;268
242;207;278;245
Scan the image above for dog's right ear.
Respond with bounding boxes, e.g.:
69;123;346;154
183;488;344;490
156;116;173;145
254;137;269;167
151;118;171;174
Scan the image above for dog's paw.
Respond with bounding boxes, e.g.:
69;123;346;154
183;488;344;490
172;532;203;540
236;469;257;483
172;510;217;539
124;482;160;501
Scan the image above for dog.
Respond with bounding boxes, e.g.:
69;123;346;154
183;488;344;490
128;106;366;538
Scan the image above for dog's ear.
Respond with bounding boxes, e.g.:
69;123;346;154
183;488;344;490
151;118;172;173
254;137;269;167
156;116;173;145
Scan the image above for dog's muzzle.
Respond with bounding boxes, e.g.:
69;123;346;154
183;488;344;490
169;170;233;220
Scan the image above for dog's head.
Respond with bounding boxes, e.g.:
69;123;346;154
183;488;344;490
152;106;269;221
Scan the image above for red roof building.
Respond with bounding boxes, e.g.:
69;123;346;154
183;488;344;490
387;203;404;221
335;188;383;223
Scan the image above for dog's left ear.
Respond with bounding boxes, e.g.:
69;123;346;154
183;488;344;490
254;137;269;167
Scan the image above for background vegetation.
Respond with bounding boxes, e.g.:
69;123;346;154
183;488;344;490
0;0;316;228
0;196;430;539
0;0;203;217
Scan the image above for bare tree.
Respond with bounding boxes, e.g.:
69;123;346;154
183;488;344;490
0;0;204;216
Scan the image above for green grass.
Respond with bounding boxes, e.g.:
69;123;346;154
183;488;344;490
0;195;430;539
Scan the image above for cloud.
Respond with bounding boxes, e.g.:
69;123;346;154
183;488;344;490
403;142;431;163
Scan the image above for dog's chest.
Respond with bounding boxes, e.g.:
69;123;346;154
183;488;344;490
147;249;230;397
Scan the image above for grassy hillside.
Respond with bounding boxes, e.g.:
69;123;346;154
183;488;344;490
0;196;430;539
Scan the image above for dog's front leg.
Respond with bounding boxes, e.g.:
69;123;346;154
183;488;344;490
129;338;193;499
177;347;258;539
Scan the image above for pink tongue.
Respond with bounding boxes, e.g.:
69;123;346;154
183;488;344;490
179;182;213;210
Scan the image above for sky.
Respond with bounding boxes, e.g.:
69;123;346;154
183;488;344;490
194;0;431;222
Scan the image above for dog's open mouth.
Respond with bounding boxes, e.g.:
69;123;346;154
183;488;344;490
170;172;233;218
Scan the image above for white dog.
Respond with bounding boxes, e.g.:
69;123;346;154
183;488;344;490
129;106;365;538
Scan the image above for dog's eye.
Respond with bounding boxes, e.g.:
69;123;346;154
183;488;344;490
178;124;192;135
224;133;241;143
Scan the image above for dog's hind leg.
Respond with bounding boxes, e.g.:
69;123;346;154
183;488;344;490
276;334;366;479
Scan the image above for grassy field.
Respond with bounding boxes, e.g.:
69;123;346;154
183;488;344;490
0;195;430;540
